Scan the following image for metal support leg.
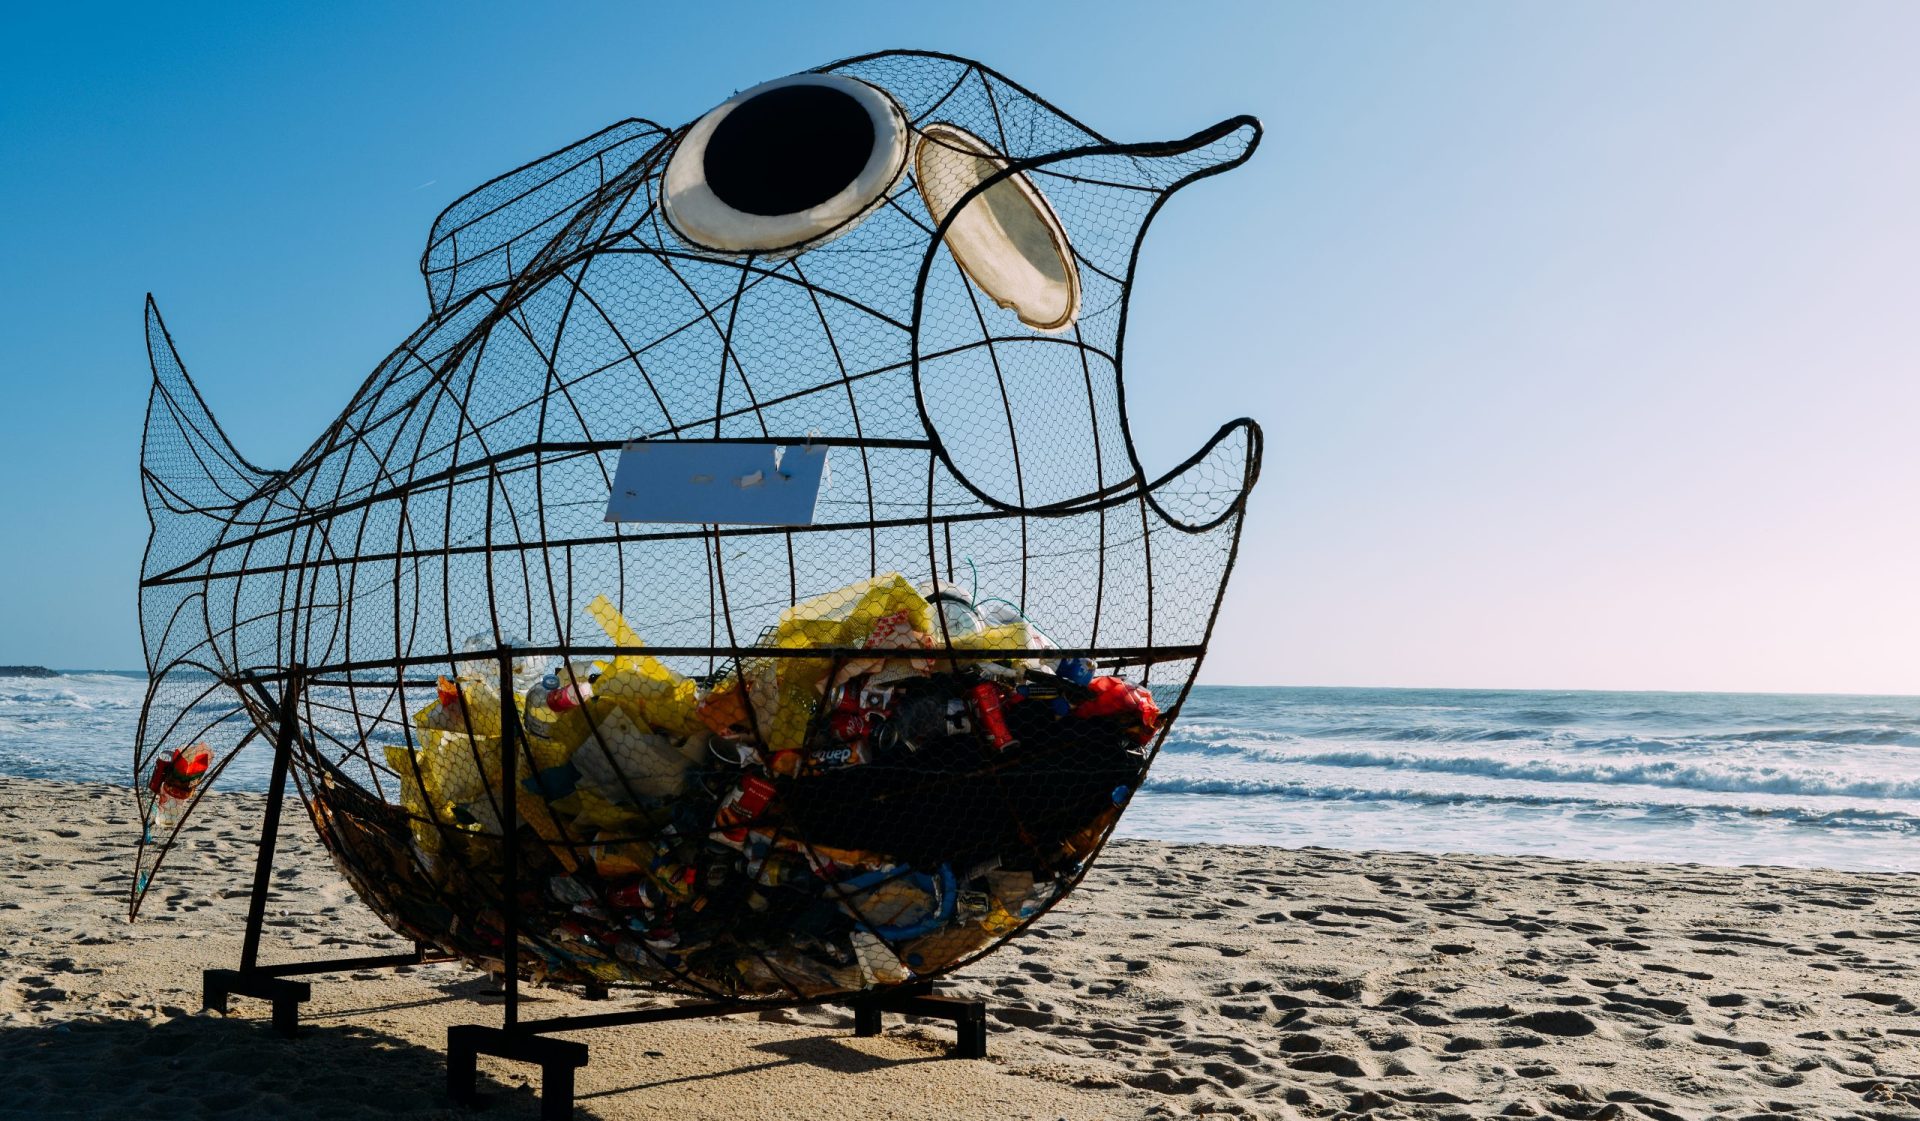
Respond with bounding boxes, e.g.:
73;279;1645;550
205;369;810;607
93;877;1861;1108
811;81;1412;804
202;968;312;1039
498;650;521;1032
446;1029;477;1105
846;982;989;1058
953;1002;989;1059
443;654;587;1116
202;944;443;1039
240;666;304;973
202;668;313;1037
545;1063;578;1121
447;1025;588;1121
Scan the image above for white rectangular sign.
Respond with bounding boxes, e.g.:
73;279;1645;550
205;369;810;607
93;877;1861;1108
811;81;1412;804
603;441;829;526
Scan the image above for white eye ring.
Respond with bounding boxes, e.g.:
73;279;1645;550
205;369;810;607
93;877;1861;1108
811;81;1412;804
663;74;909;256
915;123;1081;332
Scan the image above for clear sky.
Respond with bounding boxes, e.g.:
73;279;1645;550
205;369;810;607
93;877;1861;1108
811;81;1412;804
2;2;1917;693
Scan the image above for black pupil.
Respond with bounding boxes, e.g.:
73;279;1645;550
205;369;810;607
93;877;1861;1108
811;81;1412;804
703;84;876;218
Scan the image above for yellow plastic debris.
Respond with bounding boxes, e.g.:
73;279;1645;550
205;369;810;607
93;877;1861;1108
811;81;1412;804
736;573;936;753
948;619;1036;653
585;595;703;738
414;676;504;738
903;923;993;972
771;573;932;650
595;661;700;740
514;784;580;873
384;730;495;855
556;786;655;833
585;593;644;650
588;835;653;878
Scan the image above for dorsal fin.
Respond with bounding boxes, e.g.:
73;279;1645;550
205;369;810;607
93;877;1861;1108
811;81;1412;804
420;118;669;315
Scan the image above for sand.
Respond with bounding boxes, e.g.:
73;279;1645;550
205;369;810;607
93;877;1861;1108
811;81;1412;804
1;776;1916;1120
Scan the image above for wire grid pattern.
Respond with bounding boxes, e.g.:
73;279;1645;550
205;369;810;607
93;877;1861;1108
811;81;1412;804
132;50;1263;1000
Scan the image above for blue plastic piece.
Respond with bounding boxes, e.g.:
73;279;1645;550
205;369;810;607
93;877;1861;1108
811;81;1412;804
836;864;957;939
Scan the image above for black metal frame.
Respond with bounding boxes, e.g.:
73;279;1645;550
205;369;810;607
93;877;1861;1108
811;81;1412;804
207;661;989;1119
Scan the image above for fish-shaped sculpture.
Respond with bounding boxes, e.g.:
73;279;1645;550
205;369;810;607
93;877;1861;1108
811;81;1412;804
133;49;1263;1000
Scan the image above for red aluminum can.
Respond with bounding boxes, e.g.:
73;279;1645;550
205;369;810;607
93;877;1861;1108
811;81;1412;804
969;683;1017;751
717;775;778;844
828;684;868;743
607;881;649;910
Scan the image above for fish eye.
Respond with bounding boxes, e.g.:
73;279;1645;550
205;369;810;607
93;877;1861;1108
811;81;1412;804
664;74;909;255
915;123;1081;332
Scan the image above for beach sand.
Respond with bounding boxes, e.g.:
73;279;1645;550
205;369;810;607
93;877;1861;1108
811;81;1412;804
1;776;1916;1120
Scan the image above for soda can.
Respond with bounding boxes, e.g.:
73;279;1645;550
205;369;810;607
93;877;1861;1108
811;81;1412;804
970;682;1017;751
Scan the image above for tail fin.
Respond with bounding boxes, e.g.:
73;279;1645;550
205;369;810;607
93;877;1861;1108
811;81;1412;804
139;296;283;625
140;295;282;672
132;297;277;918
141;296;276;532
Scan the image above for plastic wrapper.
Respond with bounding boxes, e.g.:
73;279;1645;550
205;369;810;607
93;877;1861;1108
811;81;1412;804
147;742;212;836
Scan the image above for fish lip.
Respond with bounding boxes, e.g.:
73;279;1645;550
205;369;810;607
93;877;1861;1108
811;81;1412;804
906;115;1263;520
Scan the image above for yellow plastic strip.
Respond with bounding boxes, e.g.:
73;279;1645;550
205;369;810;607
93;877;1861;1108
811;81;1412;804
586;594;644;648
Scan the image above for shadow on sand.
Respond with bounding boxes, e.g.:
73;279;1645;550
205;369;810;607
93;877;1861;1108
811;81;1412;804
0;1014;588;1120
1;1006;956;1119
574;1030;945;1101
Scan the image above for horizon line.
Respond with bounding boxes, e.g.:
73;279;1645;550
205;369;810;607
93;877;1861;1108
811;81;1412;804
29;667;1920;702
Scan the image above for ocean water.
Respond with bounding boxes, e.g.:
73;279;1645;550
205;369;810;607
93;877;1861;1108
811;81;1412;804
5;674;1917;872
1122;685;1920;872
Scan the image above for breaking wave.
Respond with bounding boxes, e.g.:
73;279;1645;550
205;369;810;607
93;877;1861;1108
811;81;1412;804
1158;740;1920;800
1139;774;1920;832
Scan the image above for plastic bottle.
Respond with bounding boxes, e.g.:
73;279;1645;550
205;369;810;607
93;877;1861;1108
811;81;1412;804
524;664;594;745
148;743;212;834
522;675;556;739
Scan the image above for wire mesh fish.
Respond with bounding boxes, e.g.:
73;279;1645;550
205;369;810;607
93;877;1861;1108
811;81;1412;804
132;50;1263;1000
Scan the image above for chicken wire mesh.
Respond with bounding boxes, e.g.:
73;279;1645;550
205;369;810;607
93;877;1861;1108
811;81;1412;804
132;49;1263;1001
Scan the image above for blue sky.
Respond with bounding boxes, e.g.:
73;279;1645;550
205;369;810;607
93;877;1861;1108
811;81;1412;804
3;2;1917;692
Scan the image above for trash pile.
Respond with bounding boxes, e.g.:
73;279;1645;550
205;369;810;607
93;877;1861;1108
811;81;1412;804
378;573;1160;997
